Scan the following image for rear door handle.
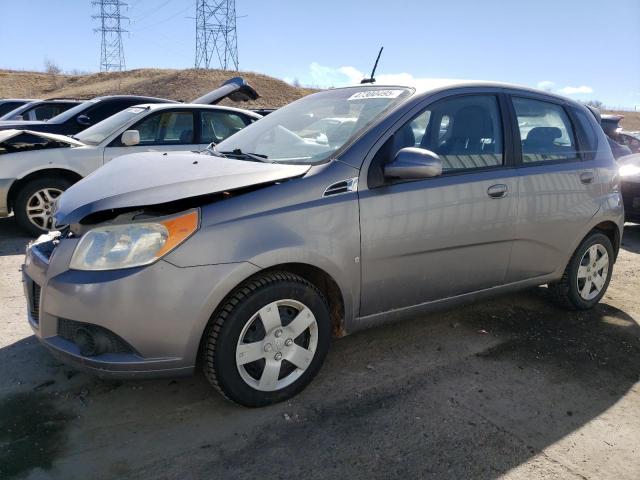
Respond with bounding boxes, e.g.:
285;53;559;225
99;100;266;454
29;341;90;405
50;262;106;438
580;171;595;184
487;184;508;199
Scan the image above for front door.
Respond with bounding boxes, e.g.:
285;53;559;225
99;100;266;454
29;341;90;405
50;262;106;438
359;93;519;316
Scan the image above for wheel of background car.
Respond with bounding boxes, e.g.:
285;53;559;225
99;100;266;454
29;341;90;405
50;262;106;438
549;232;614;310
14;177;71;236
201;271;331;407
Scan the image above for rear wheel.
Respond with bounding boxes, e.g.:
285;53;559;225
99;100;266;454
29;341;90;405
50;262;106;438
549;232;614;310
202;272;331;407
14;177;71;236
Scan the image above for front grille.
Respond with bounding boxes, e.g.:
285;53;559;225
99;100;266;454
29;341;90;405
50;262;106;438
57;318;135;355
28;283;41;324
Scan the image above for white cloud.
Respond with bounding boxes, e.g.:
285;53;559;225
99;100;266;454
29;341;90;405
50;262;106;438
299;62;470;90
557;85;594;95
537;80;555;91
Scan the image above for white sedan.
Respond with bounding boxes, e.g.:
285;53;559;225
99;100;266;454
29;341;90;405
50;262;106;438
0;103;261;234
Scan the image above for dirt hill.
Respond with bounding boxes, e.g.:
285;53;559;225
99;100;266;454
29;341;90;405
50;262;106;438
0;68;316;109
1;68;638;130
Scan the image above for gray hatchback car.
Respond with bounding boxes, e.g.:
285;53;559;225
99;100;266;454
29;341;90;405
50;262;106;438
23;81;624;406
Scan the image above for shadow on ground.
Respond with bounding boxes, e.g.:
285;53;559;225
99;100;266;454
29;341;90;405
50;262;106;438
0;221;639;479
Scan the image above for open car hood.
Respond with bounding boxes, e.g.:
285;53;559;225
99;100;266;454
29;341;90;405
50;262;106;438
54;151;309;225
0;129;85;147
191;77;260;105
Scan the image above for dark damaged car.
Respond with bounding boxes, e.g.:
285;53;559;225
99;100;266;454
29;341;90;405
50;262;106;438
23;82;624;407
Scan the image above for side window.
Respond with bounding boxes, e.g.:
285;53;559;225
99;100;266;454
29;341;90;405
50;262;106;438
200;111;250;144
571;107;600;160
398;95;504;172
513;97;577;163
132;111;194;145
32;105;61;121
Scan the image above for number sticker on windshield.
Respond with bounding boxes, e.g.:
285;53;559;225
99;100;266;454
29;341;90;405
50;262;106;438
347;90;404;101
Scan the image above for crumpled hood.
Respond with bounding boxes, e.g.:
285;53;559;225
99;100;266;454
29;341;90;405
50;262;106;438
0;129;85;147
55;151;310;224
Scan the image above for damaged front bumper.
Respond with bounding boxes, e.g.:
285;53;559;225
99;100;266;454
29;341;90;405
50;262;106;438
23;232;259;379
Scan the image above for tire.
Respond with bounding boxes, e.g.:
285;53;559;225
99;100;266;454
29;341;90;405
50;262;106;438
202;271;331;407
14;176;71;236
549;232;614;310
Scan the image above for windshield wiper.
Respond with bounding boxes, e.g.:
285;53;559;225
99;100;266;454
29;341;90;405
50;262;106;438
219;148;272;163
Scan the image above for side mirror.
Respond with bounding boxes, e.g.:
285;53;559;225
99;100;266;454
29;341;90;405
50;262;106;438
384;147;443;180
121;130;140;146
76;114;92;126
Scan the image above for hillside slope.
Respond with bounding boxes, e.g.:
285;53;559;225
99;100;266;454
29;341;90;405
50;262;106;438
1;68;638;129
0;68;315;108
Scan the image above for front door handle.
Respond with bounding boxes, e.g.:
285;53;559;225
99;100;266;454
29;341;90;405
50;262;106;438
580;171;595;184
487;184;508;199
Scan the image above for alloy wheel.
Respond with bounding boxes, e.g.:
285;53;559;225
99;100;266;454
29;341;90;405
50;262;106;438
577;243;609;301
26;188;64;231
235;299;318;392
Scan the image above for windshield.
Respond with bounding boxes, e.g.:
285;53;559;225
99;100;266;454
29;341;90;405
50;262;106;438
214;87;412;164
48;99;98;123
0;102;34;120
74;107;148;145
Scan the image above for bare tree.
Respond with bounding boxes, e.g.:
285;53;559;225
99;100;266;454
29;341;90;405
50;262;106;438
585;100;604;110
44;57;62;90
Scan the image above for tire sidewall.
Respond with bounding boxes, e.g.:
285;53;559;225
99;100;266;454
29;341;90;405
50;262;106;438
15;177;71;236
211;278;331;407
567;232;614;309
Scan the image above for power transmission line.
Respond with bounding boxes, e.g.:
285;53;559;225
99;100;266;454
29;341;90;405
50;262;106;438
194;0;239;70
92;0;128;72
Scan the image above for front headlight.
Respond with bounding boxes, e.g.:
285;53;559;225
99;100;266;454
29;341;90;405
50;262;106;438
619;164;640;178
70;210;198;271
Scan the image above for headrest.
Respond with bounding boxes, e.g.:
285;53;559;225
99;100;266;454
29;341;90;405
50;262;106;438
525;127;561;144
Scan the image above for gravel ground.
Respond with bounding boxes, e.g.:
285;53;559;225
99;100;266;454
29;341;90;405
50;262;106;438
1;215;639;480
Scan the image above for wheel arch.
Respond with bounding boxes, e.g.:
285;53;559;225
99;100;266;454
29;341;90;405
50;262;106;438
7;168;83;212
591;220;621;260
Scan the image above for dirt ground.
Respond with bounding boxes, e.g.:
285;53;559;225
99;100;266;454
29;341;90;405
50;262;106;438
1;215;639;480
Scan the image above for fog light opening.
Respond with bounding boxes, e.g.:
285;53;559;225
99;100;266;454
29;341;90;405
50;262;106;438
73;327;112;356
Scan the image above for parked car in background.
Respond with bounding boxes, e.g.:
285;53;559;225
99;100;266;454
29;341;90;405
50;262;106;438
0;98;36;117
618;153;640;223
619;131;640;154
0;104;260;234
0;99;82;122
601;114;633;159
0;95;177;135
24;81;623;407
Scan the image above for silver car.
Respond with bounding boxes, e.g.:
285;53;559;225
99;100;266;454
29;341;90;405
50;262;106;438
23;81;624;407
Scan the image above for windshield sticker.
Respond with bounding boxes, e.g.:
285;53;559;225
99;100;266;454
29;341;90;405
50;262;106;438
347;89;404;101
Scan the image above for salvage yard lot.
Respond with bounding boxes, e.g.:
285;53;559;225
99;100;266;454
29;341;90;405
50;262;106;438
1;216;640;480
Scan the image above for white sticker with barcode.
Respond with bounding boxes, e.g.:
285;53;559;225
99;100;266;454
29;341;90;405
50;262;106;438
347;89;404;101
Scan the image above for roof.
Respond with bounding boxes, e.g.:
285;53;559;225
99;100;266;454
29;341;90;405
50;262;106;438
333;79;586;106
91;95;177;103
132;102;262;118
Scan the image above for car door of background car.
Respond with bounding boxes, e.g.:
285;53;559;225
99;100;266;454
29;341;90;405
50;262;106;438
197;109;256;149
358;92;519;316
506;93;602;282
102;109;198;163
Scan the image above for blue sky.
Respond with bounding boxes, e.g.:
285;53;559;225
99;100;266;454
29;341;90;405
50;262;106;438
1;0;638;108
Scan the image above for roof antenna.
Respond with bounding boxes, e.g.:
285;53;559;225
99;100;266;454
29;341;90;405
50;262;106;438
360;46;383;84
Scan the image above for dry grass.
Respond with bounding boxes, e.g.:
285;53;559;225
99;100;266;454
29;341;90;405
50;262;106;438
0;68;316;108
2;68;638;130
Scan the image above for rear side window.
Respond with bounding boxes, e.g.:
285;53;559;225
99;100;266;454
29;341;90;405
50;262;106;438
571;107;599;160
200;110;250;144
513;97;577;163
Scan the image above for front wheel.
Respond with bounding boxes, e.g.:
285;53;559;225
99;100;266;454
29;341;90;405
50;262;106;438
549;232;615;310
14;177;71;236
202;272;331;407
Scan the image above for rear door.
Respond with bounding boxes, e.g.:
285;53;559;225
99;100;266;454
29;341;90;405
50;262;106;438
507;94;601;282
358;92;519;316
103;109;198;163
